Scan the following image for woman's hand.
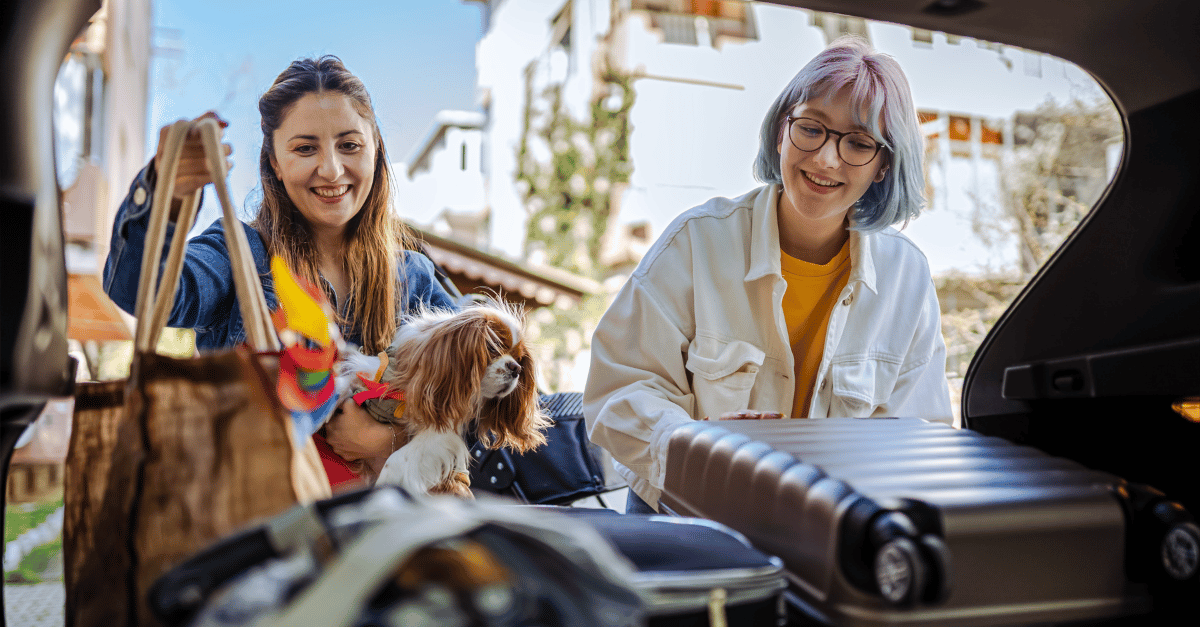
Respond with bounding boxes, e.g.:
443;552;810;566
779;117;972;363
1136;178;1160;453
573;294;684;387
713;410;785;420
322;400;400;479
153;111;233;220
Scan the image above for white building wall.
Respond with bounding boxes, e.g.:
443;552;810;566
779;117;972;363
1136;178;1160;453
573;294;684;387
101;0;153;263
475;0;560;258
57;0;153;271
395;167;436;226
613;5;819;240
398;125;487;226
560;0;602;122
458;0;1112;276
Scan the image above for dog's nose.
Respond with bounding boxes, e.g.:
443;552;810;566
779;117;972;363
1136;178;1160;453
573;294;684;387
506;361;522;376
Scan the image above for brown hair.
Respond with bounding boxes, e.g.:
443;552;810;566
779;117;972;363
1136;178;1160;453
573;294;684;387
251;55;413;354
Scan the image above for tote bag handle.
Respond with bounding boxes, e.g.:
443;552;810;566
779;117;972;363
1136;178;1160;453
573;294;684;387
133;118;279;353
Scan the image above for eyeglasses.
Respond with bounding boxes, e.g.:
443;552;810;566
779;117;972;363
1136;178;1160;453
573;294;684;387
785;115;886;167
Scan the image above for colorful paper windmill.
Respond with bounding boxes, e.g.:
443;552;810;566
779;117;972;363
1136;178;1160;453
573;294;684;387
270;255;342;446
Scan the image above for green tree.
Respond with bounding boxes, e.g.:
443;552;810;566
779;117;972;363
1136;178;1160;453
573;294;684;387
977;97;1122;279
940;97;1121;418
514;63;634;390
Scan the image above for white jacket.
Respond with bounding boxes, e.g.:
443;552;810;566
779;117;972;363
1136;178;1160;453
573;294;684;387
584;185;953;508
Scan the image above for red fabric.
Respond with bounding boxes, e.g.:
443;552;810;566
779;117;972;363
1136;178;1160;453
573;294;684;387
312;433;366;493
351;373;404;405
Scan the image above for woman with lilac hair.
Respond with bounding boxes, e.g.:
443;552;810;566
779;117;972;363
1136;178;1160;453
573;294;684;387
585;36;952;514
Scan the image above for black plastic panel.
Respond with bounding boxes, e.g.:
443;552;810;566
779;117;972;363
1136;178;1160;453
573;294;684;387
964;90;1200;518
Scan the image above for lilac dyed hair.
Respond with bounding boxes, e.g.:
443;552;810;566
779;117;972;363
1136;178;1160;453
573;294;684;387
753;36;925;232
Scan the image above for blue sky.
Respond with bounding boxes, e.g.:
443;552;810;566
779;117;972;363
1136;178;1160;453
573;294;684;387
147;0;484;226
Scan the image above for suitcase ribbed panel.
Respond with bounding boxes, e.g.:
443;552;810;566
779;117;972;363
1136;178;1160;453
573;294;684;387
661;418;1149;627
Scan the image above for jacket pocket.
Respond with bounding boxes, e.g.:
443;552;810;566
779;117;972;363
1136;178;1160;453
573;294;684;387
829;358;901;417
686;336;766;419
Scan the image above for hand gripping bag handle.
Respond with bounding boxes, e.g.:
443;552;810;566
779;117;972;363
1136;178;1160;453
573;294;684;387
133;118;279;354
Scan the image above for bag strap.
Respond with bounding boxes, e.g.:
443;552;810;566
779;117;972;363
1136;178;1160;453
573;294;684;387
265;510;481;627
133;118;279;353
261;499;641;627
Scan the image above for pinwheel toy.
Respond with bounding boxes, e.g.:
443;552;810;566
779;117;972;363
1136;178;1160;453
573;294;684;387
270;255;342;446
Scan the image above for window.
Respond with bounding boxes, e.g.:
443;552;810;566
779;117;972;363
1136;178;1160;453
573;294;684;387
631;0;758;46
54;49;106;192
810;11;869;45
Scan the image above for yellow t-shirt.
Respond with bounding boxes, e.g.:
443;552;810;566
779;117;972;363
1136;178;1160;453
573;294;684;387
781;242;851;418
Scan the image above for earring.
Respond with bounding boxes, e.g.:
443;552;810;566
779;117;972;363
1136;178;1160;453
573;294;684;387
389;422;398;454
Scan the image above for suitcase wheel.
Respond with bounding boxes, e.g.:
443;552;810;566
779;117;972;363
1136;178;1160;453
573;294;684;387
1160;520;1200;581
874;537;924;605
864;510;952;607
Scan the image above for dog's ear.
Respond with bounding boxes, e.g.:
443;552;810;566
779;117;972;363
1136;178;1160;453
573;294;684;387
476;350;550;452
394;313;491;432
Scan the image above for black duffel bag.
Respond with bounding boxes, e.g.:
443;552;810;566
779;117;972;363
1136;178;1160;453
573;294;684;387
467;392;625;505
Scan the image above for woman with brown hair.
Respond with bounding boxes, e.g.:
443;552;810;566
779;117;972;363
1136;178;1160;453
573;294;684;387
103;56;456;489
103;55;455;355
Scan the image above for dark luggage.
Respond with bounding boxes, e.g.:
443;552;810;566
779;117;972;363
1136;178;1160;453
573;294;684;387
659;417;1200;627
148;488;644;627
537;507;787;627
149;484;785;627
468;392;625;505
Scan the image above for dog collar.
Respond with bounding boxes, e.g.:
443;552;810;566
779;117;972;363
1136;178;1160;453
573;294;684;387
352;374;404;405
350;351;407;420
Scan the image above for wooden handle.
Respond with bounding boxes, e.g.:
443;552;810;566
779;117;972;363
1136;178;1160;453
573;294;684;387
133;118;279;353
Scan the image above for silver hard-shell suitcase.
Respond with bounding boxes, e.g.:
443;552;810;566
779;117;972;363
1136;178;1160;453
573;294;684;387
659;417;1200;626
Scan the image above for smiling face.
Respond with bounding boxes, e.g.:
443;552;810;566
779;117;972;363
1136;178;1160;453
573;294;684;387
269;92;377;239
777;88;888;234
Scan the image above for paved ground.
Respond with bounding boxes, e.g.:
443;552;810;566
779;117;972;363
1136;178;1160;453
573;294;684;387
4;583;64;627
4;544;65;627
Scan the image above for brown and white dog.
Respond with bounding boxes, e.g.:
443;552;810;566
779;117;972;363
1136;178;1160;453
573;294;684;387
337;299;550;497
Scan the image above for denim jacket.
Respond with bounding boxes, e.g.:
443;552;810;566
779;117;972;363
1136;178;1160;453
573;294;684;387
584;185;953;509
103;164;457;351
